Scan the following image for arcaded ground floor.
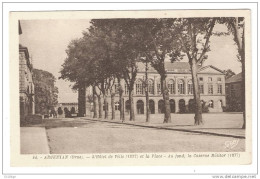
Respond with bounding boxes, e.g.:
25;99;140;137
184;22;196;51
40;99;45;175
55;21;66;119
85;95;226;117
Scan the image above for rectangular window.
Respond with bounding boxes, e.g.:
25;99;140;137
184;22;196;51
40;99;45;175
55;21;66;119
157;83;161;94
208;77;213;82
199;77;203;82
168;83;175;94
199;84;204;94
148;82;154;95
188;84;193;94
208;84;213;94
218;84;222;94
136;83;143;95
217;77;222;82
178;84;184;94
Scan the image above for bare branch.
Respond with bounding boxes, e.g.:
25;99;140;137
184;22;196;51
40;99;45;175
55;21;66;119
197;18;216;64
179;34;192;60
148;31;162;61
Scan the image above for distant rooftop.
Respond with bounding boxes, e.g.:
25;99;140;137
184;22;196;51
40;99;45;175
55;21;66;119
137;61;223;74
137;62;191;73
225;73;242;83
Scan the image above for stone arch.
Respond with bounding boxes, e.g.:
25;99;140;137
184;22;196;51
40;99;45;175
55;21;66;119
218;99;223;109
137;100;144;114
208;100;214;108
179;99;186;113
70;107;76;114
103;102;109;111
125;100;130;114
57;107;63;115
149;99;155;114
188;99;195;113
158;99;165;114
169;99;175;113
64;107;70;117
201;100;206;108
115;101;120;110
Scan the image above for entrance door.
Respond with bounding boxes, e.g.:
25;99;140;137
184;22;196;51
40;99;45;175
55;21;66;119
149;100;155;114
179;99;186;113
158;100;165;114
170;99;175;113
137;100;144;114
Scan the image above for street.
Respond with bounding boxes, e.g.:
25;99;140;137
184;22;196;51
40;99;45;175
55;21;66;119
41;116;245;154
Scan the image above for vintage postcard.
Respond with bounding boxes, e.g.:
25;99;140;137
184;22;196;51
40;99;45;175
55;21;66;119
9;10;251;167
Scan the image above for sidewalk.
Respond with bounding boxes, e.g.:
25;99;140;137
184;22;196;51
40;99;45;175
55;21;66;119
20;127;50;154
81;114;245;139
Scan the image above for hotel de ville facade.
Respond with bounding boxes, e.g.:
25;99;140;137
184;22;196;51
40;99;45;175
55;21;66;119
86;62;226;116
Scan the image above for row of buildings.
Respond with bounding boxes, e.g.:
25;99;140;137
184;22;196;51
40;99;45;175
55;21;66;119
57;62;243;116
19;22;35;120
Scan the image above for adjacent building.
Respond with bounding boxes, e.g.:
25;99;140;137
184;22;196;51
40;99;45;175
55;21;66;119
86;62;226;115
225;72;243;112
19;21;35;120
56;102;78;114
19;44;35;120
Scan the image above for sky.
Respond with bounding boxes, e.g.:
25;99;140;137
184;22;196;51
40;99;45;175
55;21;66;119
19;20;241;103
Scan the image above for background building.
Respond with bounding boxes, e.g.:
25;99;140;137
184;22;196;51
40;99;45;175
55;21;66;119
225;73;243;112
56;102;78;117
86;62;226;116
19;44;35;120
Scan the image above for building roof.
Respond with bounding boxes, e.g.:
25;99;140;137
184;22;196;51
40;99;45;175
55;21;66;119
19;44;33;70
166;62;191;73
225;72;242;83
19;21;22;35
19;44;30;59
137;61;224;74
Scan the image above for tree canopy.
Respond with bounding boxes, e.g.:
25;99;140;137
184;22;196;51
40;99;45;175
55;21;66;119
33;69;58;115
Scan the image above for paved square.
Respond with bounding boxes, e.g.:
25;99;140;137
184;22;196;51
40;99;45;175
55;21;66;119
43;113;245;154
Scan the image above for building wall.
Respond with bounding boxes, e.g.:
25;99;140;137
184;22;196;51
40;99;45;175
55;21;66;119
19;50;35;119
86;72;226;115
225;81;242;111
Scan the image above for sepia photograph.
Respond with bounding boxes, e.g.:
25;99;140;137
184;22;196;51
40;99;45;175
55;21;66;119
8;9;253;169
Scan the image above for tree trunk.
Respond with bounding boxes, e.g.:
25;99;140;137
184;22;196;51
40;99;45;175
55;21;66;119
104;94;108;119
145;62;150;123
129;87;135;121
241;27;246;129
118;79;125;122
161;74;171;123
145;89;150;123
111;93;115;120
242;60;245;129
121;98;125;122
97;95;103;119
93;86;98;118
190;60;203;125
78;82;86;117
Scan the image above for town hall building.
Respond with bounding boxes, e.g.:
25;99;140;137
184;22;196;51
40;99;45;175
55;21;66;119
86;62;226;116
